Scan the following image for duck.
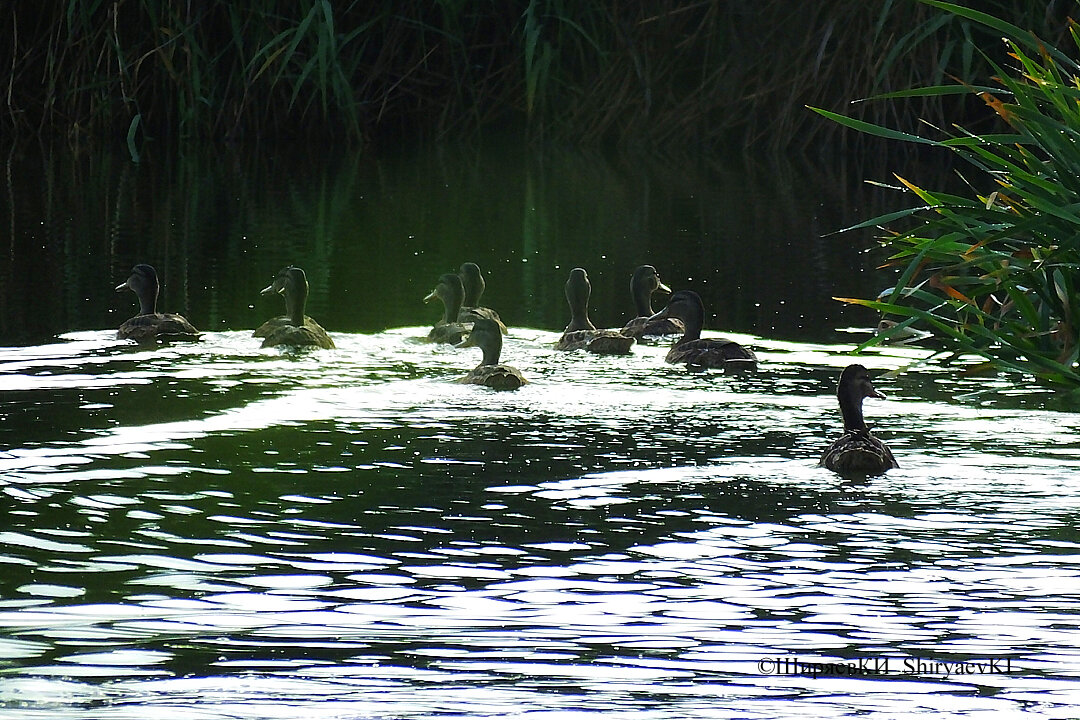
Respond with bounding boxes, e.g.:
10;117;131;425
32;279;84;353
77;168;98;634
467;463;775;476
556;267;634;355
256;266;335;349
457;262;508;334
424;273;472;344
620;265;685;340
875;318;933;345
820;364;898;475
646;290;757;370
455;317;527;390
115;264;201;344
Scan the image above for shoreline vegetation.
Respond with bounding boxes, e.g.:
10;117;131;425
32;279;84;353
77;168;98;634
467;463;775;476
816;2;1080;388
0;2;1069;153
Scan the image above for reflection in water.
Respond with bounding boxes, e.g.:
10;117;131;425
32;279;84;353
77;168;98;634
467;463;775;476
0;324;1079;717
3;141;896;346
2;145;1080;718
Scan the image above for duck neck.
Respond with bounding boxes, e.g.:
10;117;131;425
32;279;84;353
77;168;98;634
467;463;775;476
463;275;484;307
138;288;157;316
679;304;703;343
565;278;595;332
567;307;595;332
838;391;868;432
133;275;159;315
632;280;654;317
286;283;307;326
479;335;502;366
442;291;462;325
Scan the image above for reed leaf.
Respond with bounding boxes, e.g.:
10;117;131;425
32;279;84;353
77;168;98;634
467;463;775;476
3;1;1071;149
822;3;1080;386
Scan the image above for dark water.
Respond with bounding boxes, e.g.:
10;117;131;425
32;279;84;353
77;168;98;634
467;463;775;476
1;142;1079;719
1;140;888;346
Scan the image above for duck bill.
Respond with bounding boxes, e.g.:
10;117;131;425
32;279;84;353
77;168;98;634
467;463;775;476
656;280;672;294
455;334;476;348
259;284;278;296
114;281;130;293
423;289;438;304
866;384;886;400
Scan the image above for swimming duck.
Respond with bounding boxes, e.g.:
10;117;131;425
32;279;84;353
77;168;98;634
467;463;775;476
115;264;201;344
620;265;685;339
820;364;898;475
556;267;634;355
875;318;933;345
257;266;335;349
456;317;527;390
647;290;757;370
457;262;508;334
424;273;472;344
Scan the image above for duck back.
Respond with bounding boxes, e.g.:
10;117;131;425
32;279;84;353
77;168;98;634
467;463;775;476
621;315;685;340
666;337;757;370
118;313;200;344
261;323;335;349
459;364;527;390
820;429;898;475
254;315;325;339
557;329;634;355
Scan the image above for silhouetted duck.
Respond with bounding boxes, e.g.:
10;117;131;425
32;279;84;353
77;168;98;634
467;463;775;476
424;273;471;344
457;262;508;334
875;318;933;345
456;317;527;390
556;268;634;355
620;265;685;340
115;264;200;344
820;364;898;476
257;266;335;349
647;290;756;370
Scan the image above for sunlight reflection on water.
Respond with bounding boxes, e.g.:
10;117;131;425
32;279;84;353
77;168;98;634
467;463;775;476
1;326;1080;718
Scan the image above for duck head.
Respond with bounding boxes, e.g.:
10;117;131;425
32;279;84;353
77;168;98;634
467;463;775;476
837;363;885;432
458;262;487;307
630;265;672;316
424;273;465;324
648;289;704;340
564;267;596;332
261;266;309;326
115;264;160;315
456;317;503;365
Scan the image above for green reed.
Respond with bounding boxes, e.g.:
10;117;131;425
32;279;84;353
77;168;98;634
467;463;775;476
0;1;1068;151
814;2;1080;387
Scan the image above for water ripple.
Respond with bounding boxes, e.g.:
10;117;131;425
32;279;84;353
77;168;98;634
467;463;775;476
1;329;1078;717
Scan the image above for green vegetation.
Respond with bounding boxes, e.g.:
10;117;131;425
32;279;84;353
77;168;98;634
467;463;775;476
0;1;1068;151
815;2;1080;387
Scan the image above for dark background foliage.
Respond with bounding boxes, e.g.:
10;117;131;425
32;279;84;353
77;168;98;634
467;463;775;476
1;1;1075;152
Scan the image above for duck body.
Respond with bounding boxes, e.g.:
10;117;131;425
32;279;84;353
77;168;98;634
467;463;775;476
118;312;201;345
253;315;325;339
622;315;685;340
115;264;200;344
457;262;508;334
620;265;685;340
820;364;898;476
820;429;898;475
648;290;756;370
425;273;472;345
460;362;527;390
556;329;635;354
456;317;526;390
556;268;634;355
258;266;335;349
261;323;335;349
665;337;757;369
